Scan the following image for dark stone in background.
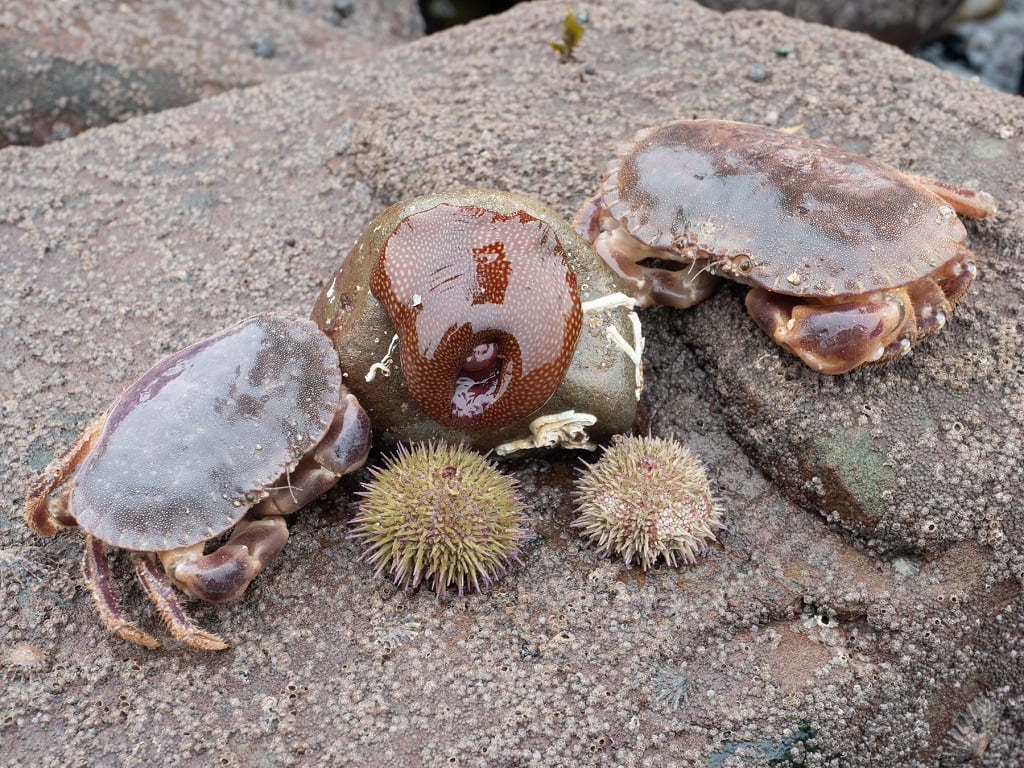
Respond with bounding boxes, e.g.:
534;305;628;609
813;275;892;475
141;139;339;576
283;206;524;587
0;0;423;147
691;0;962;48
1;0;1019;151
918;0;1024;94
420;0;520;32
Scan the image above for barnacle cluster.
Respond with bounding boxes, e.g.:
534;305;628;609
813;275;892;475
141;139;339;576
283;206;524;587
2;642;48;680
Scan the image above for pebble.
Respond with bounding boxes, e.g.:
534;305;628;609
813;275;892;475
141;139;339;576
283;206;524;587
251;37;277;59
326;0;355;25
746;62;769;82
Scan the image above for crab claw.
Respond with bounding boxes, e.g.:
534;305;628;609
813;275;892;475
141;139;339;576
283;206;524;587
160;517;290;604
746;288;910;375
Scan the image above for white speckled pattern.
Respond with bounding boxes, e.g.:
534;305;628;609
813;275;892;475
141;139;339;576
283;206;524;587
371;203;582;431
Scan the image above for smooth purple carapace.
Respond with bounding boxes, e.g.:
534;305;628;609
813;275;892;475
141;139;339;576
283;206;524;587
71;313;341;551
24;312;372;649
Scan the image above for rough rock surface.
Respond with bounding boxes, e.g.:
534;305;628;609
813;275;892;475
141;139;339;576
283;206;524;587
0;0;423;147
693;0;961;48
1;1;1022;766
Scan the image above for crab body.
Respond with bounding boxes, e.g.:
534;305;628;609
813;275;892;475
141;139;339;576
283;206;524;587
25;312;372;649
575;119;997;373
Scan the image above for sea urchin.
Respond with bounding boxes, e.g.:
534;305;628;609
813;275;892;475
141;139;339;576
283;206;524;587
350;442;527;596
572;435;723;569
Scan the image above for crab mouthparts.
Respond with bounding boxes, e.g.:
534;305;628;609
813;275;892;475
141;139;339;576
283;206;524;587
451;342;503;421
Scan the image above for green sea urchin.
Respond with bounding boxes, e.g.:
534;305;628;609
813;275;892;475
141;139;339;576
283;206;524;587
350;442;527;595
572;435;723;569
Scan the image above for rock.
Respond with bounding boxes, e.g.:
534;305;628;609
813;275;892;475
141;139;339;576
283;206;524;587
1;0;1023;766
692;0;962;48
674;269;1022;556
0;0;423;147
919;0;1024;94
312;189;641;452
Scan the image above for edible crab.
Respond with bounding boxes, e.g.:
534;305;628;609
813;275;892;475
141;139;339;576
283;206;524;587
575;119;997;374
24;313;371;649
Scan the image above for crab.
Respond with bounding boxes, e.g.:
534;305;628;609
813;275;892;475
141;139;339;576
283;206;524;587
574;119;997;374
24;312;372;650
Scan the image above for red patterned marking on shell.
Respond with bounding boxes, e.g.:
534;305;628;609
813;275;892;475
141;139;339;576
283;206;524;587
370;203;583;432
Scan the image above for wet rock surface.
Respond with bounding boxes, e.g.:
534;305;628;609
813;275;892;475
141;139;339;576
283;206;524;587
0;0;423;147
1;0;1022;766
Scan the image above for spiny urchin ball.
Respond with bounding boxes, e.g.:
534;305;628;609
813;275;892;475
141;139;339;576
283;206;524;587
350;441;528;596
572;435;724;569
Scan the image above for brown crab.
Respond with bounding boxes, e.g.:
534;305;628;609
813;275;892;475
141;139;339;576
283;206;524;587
575;119;997;374
24;313;372;649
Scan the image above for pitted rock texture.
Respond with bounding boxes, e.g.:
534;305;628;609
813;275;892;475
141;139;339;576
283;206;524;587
1;1;1023;766
675;273;1021;557
0;0;423;147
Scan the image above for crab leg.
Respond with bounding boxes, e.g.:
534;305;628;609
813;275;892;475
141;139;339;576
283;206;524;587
25;413;107;536
82;535;161;649
159;516;290;605
591;223;721;309
934;246;978;306
130;552;228;651
252;392;372;517
905;174;998;220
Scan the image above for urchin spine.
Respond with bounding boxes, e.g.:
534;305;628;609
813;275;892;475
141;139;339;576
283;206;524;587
350;441;527;595
572;434;723;569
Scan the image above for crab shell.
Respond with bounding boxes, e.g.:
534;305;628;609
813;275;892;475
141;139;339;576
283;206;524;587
68;312;343;552
601;119;976;300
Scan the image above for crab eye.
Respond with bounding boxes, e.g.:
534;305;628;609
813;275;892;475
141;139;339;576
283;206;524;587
738;259;752;273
